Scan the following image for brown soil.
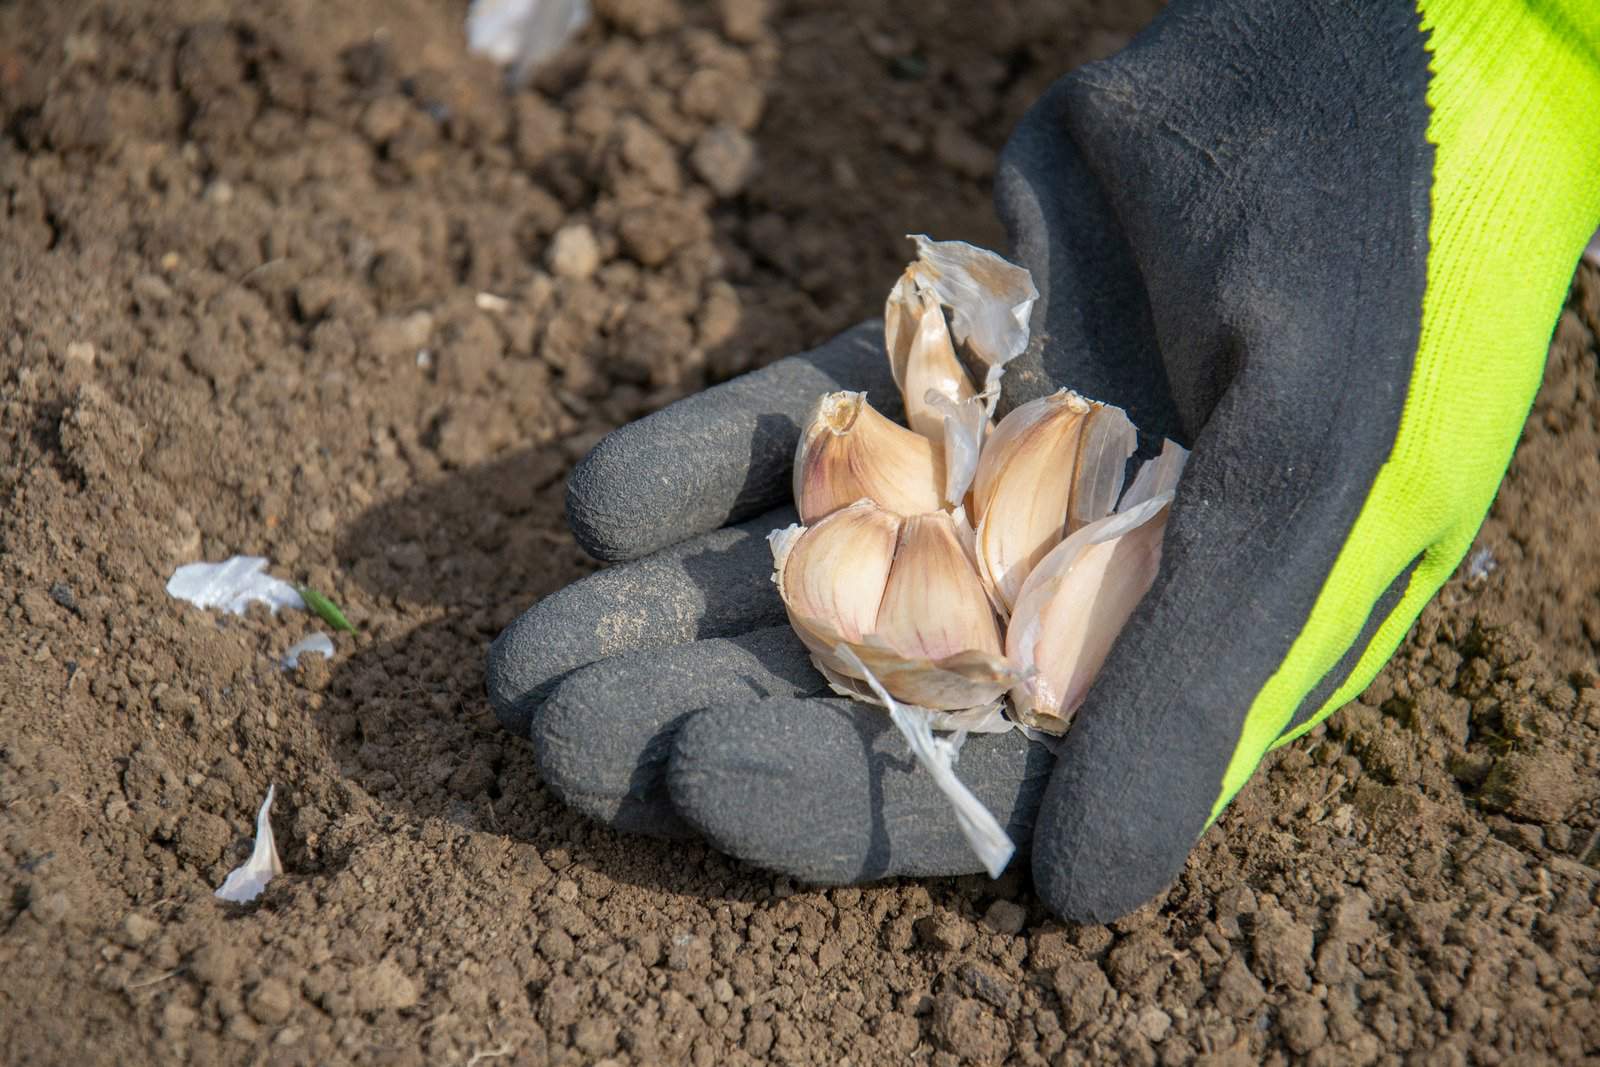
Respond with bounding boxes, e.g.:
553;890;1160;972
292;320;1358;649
2;1;1598;1065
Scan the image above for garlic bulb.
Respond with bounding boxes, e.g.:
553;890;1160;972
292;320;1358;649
771;236;1184;738
793;392;946;523
971;391;1137;613
771;501;1017;711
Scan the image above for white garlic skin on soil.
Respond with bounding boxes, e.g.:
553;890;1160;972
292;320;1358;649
770;500;1018;711
970;390;1137;614
792;392;947;524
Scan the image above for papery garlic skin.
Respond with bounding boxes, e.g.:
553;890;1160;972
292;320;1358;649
971;391;1136;613
215;785;284;904
907;235;1038;398
1005;496;1171;734
771;501;1018;711
836;644;1017;876
923;389;989;511
793;392;947;524
1118;438;1189;512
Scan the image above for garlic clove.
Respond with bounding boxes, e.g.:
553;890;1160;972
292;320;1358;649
876;512;1005;662
884;269;920;389
864;511;1015;710
793;391;947;523
971;391;1136;612
884;273;978;444
772;502;900;673
1006;495;1171;733
970;390;1081;525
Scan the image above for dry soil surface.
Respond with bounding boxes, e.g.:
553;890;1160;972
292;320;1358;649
3;1;1599;1065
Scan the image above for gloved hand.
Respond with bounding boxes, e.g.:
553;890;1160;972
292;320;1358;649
488;0;1600;920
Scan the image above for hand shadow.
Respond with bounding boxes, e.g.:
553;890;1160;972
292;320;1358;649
318;442;772;898
317;375;974;898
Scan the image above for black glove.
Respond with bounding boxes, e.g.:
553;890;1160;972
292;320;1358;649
489;0;1596;920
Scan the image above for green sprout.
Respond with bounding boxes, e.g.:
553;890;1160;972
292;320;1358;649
297;586;355;632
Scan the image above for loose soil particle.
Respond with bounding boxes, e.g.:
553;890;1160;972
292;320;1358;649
3;1;1599;1065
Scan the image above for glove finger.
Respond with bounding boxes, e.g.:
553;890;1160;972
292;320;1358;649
994;76;1178;437
568;322;897;563
669;697;1054;884
533;627;827;839
486;506;793;733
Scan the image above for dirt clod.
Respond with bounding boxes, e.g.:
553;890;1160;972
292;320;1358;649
981;897;1027;935
354;960;420;1015
1249;906;1314;991
246;978;296;1026
691;124;757;197
930;994;1008;1064
1478;747;1581;823
915;911;970;953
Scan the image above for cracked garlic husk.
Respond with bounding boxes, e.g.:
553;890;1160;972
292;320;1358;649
772;236;1185;735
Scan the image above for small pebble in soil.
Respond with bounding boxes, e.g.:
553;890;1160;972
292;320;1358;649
548;223;602;280
49;582;78;613
691;124;756;197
